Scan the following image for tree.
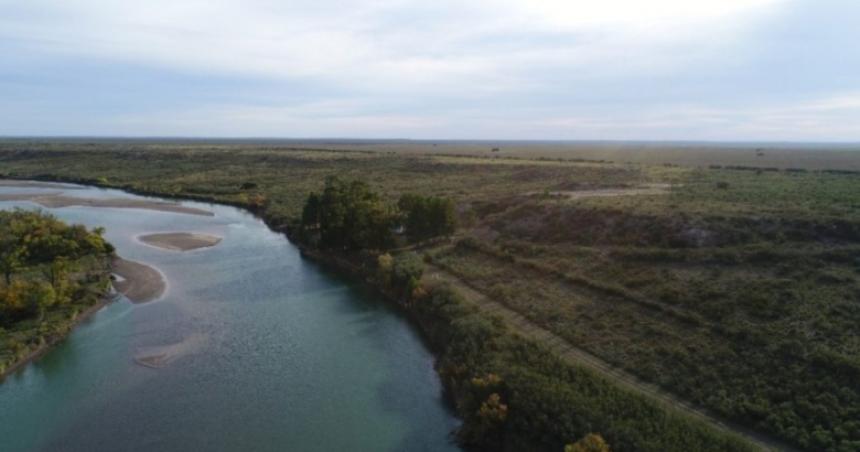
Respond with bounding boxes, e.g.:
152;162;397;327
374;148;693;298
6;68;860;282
0;239;25;285
42;256;73;304
43;256;69;290
460;392;508;448
24;281;56;322
377;253;393;289
392;252;424;294
565;434;610;452
398;194;456;242
302;192;321;228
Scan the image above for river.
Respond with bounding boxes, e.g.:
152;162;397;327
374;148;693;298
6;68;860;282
0;182;461;452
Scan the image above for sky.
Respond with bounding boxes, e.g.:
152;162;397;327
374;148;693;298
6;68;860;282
0;0;858;141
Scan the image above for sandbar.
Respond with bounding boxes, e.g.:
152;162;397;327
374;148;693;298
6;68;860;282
0;180;83;189
138;232;222;251
111;257;166;303
0;193;213;216
134;333;207;369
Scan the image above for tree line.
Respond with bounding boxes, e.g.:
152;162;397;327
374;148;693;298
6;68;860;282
298;176;456;250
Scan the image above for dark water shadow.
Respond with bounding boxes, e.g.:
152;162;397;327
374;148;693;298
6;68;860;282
300;258;463;452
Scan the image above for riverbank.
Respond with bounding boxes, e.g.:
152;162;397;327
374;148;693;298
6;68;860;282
0;290;114;381
3;142;858;450
0;176;760;451
286;235;759;451
1;254;165;380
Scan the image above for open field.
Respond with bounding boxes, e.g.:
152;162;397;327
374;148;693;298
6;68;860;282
3;138;859;170
1;139;859;450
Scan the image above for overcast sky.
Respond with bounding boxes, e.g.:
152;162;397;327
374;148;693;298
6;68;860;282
1;0;858;140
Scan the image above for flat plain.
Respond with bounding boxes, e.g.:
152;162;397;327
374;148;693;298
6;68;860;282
1;139;859;451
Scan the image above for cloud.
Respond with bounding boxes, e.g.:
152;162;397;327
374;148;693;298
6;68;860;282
0;0;783;84
2;0;859;140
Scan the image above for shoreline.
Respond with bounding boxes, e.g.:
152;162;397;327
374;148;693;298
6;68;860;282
1;253;166;381
0;288;115;382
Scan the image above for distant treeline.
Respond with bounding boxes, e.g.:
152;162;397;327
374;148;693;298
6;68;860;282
707;164;860;175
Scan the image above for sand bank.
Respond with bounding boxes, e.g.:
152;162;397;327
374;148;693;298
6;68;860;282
138;232;222;251
0;193;213;216
0;180;83;189
134;333;207;369
111;257;166;303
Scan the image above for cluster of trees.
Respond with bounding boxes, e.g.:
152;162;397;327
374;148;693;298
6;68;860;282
565;434;611;452
376;252;425;300
0;209;113;324
301;177;394;250
397;194;456;242
299;176;455;250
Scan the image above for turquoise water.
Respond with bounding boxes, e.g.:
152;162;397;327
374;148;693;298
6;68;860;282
0;184;461;452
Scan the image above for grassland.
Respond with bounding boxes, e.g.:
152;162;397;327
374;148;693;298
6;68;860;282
1;139;859;450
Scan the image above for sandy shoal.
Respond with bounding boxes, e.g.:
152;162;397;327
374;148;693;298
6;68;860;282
134;333;207;369
138;232;222;251
111;257;166;303
0;180;83;189
0;193;213;216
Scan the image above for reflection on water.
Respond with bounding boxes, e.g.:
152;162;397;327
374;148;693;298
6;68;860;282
0;182;460;452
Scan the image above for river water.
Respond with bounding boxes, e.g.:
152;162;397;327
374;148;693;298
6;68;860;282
0;183;461;452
